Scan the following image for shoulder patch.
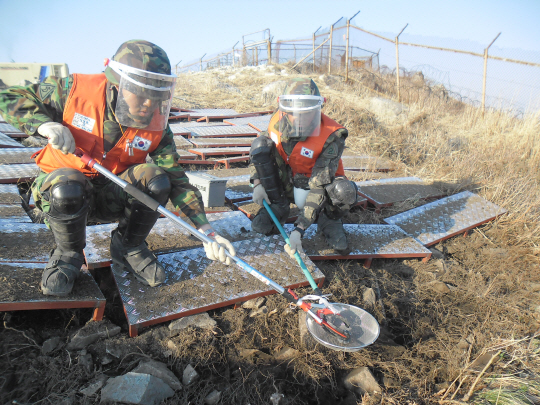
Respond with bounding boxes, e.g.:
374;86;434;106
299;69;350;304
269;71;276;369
38;83;55;101
323;143;338;158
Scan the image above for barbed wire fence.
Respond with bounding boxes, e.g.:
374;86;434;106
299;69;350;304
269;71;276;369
178;12;540;117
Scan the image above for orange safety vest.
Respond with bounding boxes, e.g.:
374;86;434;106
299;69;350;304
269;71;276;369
34;73;163;175
268;112;345;177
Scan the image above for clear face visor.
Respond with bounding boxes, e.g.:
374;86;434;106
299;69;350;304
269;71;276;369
108;60;177;130
278;95;323;138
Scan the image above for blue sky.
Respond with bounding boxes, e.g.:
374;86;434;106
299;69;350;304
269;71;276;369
1;0;539;74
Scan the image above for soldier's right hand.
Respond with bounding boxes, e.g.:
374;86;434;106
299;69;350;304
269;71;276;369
37;122;76;155
252;183;270;206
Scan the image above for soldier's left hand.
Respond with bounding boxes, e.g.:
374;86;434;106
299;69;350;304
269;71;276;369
203;231;236;265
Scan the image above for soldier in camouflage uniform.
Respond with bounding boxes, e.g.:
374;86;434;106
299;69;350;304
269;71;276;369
249;78;358;256
0;40;236;296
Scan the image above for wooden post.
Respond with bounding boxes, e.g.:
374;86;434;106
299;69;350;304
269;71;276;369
199;53;206;72
267;39;272;65
313;32;316;72
482;32;501;116
328;24;333;74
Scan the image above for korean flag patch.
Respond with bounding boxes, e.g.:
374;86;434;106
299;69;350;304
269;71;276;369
132;135;152;151
300;147;314;159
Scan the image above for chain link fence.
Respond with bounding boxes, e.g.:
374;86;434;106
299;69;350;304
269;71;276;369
178;15;540;116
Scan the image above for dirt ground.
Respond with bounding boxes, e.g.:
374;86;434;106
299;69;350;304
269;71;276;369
1;65;539;405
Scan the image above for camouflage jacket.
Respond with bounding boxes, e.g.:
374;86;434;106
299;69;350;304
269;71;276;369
250;122;348;230
0;75;209;227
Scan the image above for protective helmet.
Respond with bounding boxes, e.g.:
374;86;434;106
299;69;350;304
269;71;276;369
104;40;177;130
278;78;324;138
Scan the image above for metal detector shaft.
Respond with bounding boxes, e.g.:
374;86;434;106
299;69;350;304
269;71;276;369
74;149;327;325
262;200;321;294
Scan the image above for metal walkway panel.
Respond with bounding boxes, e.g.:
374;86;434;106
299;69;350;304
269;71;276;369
189;137;256;148
0;204;31;222
384;191;508;246
0;163;40;183
84;211;255;269
0;147;41;164
284;223;431;264
170;121;230;131
0;132;24;148
112;235;325;337
224;115;272;127
224;175;252;203
173;135;193;150
355;177;444;212
0;222;52;263
0;123;25;135
176;150;198;160
189;125;258;138
0;184;22;204
184;108;238;118
189;147;250;159
0;262;106;320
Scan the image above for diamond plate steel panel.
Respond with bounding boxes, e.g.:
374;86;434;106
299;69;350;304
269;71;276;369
0;123;24;134
169;121;230;131
224;115;272;127
0;262;105;310
189;147;250;156
0;222;51;263
0;147;40;164
0;184;22;204
111;235;324;328
0;132;23;147
224;175;252;202
189;126;258;138
184;108;238;118
283;224;431;259
0;204;31;222
189;137;256;147
355;177;444;209
84;211;255;269
0;163;40;183
173;136;193;150
384;191;508;246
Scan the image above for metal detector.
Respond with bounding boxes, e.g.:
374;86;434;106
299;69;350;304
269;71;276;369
74;149;379;351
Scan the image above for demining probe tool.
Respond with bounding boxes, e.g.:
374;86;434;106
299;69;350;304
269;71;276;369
74;149;379;351
263;199;322;295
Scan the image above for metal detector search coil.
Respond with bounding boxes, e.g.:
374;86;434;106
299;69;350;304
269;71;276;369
306;303;380;352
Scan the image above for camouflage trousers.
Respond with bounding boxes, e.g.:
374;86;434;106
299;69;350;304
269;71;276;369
31;164;169;226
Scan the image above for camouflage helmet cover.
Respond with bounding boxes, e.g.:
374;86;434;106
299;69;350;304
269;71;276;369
282;78;321;97
104;39;172;86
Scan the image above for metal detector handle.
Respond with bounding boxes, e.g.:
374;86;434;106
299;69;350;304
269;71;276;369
262;200;322;294
73;148;289;295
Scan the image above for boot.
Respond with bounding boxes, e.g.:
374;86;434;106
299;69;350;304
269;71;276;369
110;201;166;287
317;211;348;252
41;206;88;297
251;201;290;235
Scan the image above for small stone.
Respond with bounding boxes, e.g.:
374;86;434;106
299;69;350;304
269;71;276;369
100;372;174;405
169;313;217;334
182;364;199;386
429;247;444;259
101;356;113;365
79;374;108;396
382;376;401;389
241;297;266;310
105;341;125;358
270;392;285;405
78;351;93;374
457;339;470;350
133;359;182;391
362;288;377;307
249;306;268;317
41;336;62;355
274;346;300;361
430;281;451;293
204;389;221;405
343;366;382;395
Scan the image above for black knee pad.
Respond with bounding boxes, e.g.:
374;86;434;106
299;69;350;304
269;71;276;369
48;181;88;217
146;173;171;206
250;136;284;203
325;178;358;207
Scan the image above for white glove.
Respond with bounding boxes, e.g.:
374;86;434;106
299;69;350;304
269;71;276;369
252;183;270;206
202;232;236;265
37;122;76;155
284;230;304;259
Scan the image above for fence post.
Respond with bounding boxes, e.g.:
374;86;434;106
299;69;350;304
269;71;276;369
267;39;272;65
328;24;333;74
199;53;206;72
482;32;501;115
395;24;408;102
345;11;360;82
